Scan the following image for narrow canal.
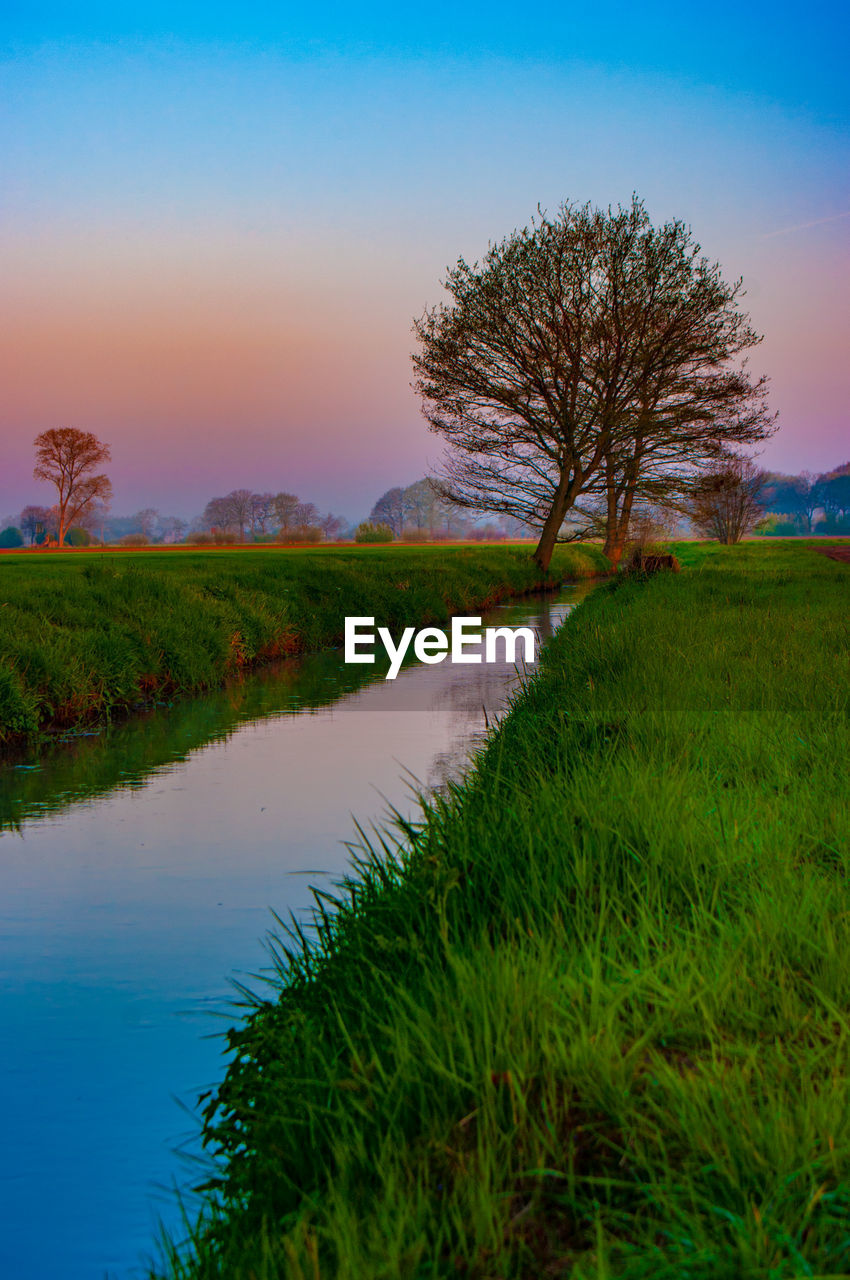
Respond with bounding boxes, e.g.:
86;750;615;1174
0;583;593;1279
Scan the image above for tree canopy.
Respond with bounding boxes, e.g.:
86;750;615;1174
413;197;775;568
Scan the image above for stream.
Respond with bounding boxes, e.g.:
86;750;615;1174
0;583;593;1279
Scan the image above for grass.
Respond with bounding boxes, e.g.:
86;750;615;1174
0;543;607;747
151;540;850;1279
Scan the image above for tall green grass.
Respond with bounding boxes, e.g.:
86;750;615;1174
153;542;849;1279
0;544;606;746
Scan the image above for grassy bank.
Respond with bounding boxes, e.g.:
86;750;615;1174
0;544;606;747
156;542;849;1279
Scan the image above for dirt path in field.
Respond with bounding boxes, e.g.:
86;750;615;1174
817;547;850;563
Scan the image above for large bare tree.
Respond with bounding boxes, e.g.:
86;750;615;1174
32;428;112;546
413;198;773;570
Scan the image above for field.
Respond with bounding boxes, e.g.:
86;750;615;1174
0;543;607;747
153;541;850;1279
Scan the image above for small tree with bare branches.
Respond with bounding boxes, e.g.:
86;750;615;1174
33;428;112;546
688;456;765;544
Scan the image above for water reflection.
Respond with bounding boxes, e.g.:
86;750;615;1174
0;591;586;835
0;584;593;1280
0;650;383;833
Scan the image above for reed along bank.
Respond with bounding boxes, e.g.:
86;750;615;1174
0;543;606;748
155;541;850;1280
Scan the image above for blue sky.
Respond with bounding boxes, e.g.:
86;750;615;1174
4;1;847;125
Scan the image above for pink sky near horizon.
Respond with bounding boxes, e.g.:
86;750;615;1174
4;220;847;522
2;44;848;522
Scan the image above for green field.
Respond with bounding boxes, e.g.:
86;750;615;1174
0;543;607;747
153;541;850;1279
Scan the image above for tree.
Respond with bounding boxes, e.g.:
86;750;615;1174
413;197;773;570
369;487;409;537
320;512;346;540
158;515;188;544
0;527;23;548
202;490;254;541
273;492;300;535
820;466;850;519
19;504;53;545
758;473;808;527
250;493;275;536
368;479;469;540
758;471;827;532
134;508;160;541
225;490;254;541
203;496;236;537
592;360;773;566
32;428;112;547
79;499;110;544
688;456;765;544
293;502;319;531
403;478;439;537
796;472;822;533
403;477;469;539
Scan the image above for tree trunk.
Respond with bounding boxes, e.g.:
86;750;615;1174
532;474;574;572
602;448;640;571
602;470;617;564
604;488;636;569
604;537;626;569
532;519;560;573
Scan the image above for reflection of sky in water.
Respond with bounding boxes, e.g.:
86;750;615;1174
0;586;591;1280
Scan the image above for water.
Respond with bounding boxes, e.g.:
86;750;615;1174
0;585;592;1279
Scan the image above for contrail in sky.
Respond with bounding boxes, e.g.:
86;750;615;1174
761;210;850;238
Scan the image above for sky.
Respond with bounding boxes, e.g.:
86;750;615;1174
2;3;848;521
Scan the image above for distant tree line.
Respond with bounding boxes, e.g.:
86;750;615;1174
5;461;846;552
197;480;516;545
675;458;850;546
755;463;850;535
198;491;348;543
567;457;850;547
1;502;188;548
5;419;845;553
367;477;520;542
2;471;523;549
